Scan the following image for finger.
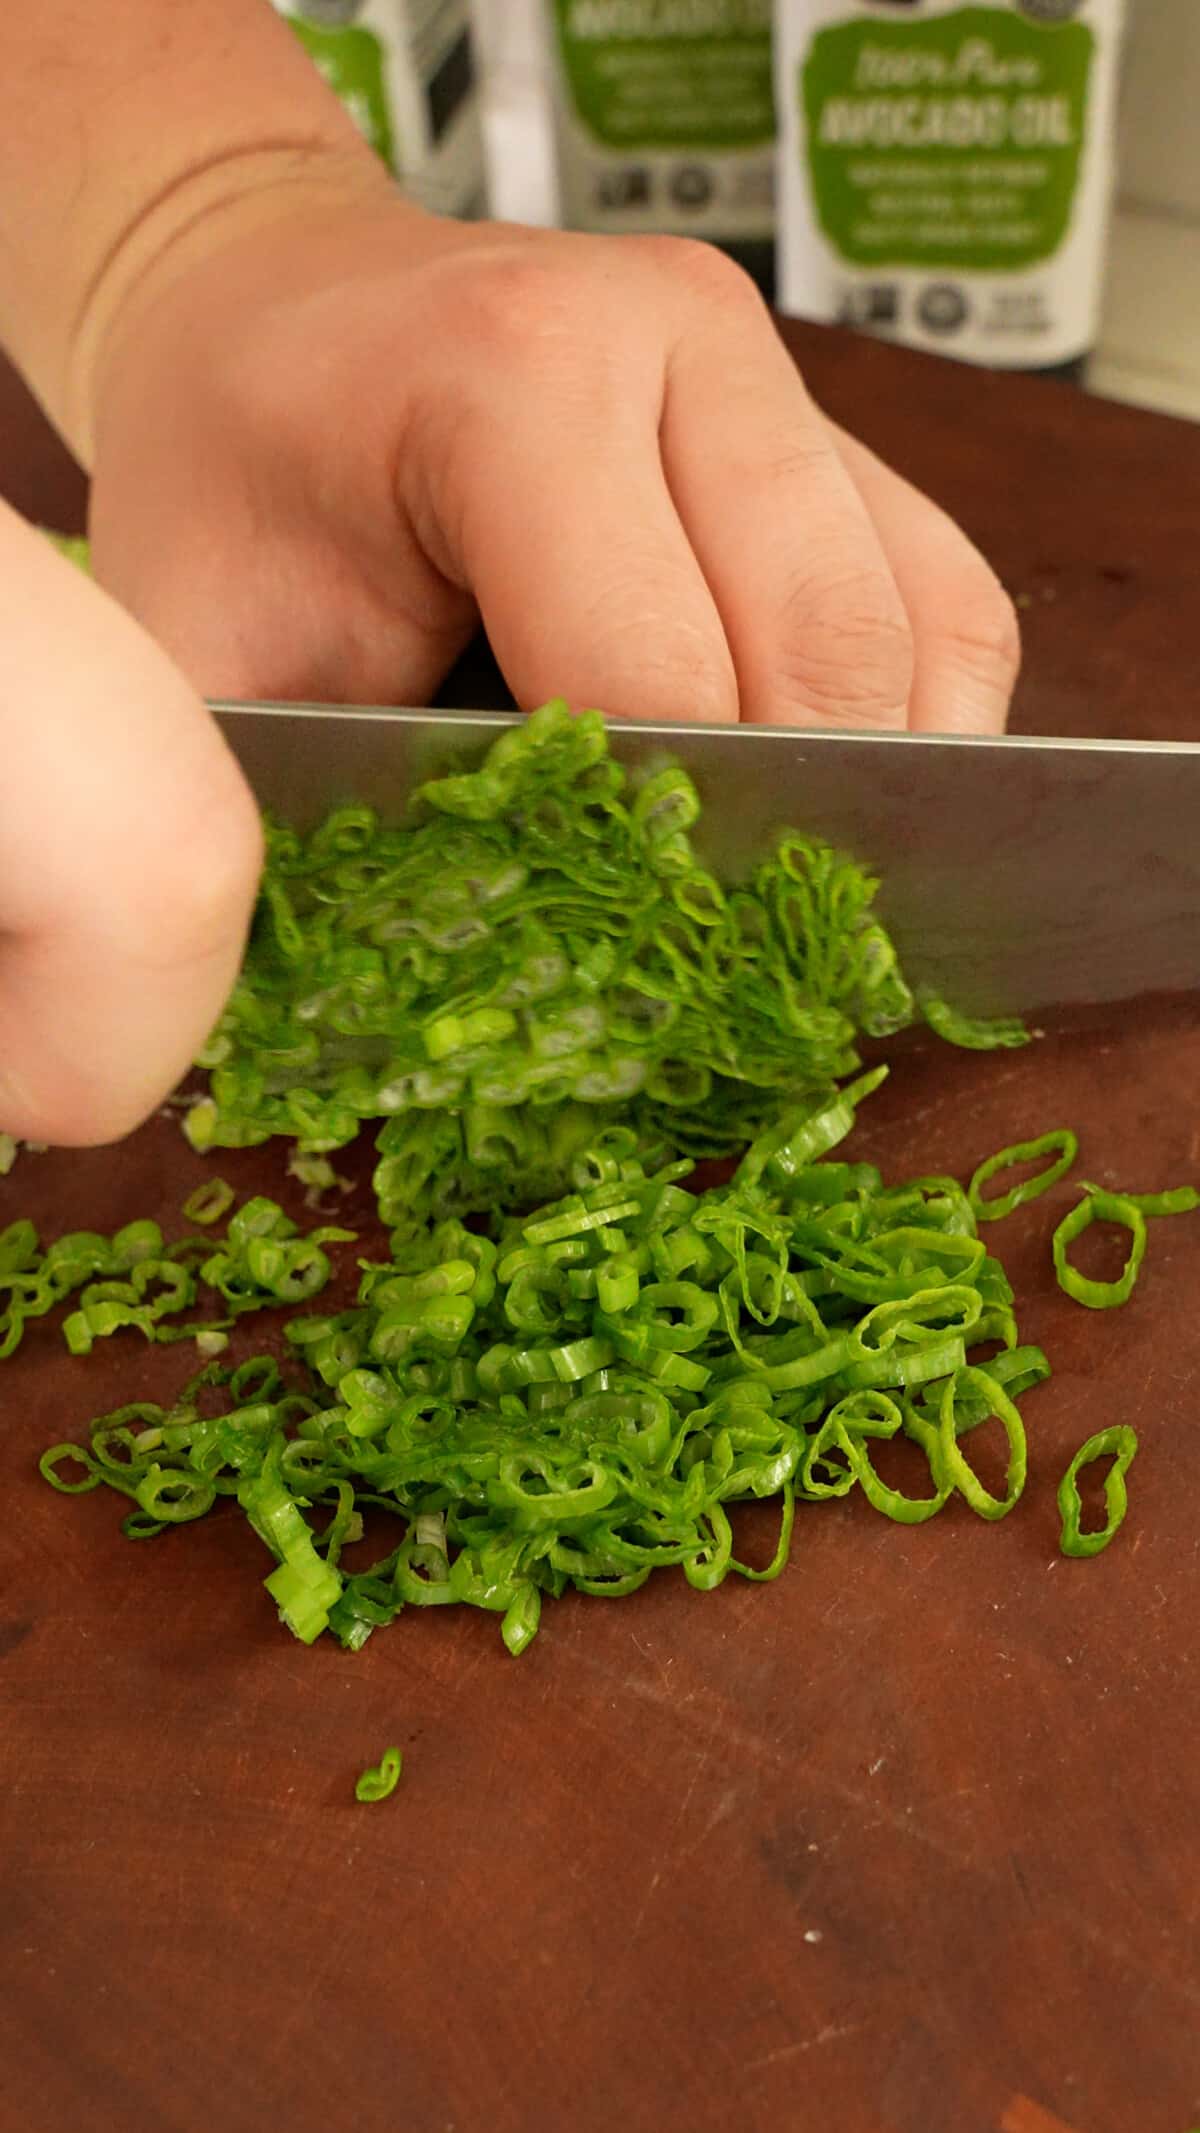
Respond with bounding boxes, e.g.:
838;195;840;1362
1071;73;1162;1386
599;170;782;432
828;425;1020;735
94;519;477;709
655;246;913;729
420;282;739;724
0;505;262;1144
90;410;476;707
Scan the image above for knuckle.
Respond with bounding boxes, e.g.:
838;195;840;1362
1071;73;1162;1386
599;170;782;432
136;765;264;972
33;1082;156;1151
775;568;915;725
938;569;1022;689
631;233;765;318
441;247;579;360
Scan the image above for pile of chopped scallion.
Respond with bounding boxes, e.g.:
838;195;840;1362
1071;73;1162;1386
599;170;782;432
8;704;1194;1655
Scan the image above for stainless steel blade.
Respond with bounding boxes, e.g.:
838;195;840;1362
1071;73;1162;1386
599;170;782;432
211;701;1200;1018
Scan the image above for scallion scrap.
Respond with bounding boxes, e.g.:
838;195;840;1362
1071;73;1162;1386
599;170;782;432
354;1746;403;1802
1052;1188;1147;1308
40;1078;1060;1653
968;1130;1077;1223
919;995;1031;1052
182;1178;237;1226
12;707;1191;1654
186;700;929;1228
1057;1426;1138;1558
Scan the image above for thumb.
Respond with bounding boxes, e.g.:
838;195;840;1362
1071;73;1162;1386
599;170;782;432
0;506;262;1145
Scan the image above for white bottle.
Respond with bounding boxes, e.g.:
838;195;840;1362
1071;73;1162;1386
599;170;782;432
273;0;486;218
775;0;1125;374
536;0;778;283
469;0;563;226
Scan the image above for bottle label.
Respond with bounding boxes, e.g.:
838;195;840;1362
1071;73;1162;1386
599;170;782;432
800;6;1094;273
551;1;775;153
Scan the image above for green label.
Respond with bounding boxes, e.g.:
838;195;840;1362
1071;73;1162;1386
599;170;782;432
801;7;1094;271
288;18;396;170
552;1;774;153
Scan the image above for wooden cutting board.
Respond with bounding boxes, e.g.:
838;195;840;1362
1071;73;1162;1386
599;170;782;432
1;326;1198;2133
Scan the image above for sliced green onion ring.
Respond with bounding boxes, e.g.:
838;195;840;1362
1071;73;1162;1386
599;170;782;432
1052;1189;1147;1309
354;1745;403;1802
1057;1425;1138;1559
968;1130;1078;1223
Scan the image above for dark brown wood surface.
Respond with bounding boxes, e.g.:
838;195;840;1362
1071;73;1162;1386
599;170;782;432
0;359;87;537
1;333;1199;2133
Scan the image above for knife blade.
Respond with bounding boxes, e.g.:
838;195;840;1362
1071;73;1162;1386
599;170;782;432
210;701;1200;1019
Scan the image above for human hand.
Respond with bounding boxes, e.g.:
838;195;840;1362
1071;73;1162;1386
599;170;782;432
0;505;260;1144
88;175;1019;732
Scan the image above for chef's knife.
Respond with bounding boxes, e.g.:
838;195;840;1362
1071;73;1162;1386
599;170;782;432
211;702;1200;1020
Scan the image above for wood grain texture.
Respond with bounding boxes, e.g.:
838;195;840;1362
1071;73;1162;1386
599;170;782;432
1000;2095;1086;2133
1;331;1199;2133
0;357;86;535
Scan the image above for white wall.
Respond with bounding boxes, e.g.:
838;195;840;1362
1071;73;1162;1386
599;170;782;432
1117;0;1200;218
1091;0;1200;421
